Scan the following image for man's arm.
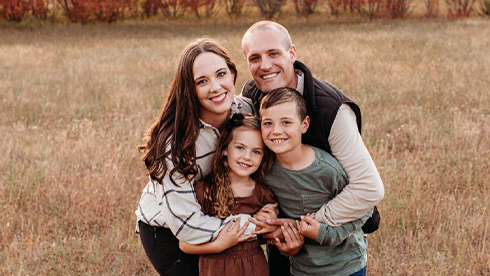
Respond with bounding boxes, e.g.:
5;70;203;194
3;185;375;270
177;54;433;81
315;104;384;226
304;209;373;246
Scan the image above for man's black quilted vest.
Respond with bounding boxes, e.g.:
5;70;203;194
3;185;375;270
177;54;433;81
241;60;362;155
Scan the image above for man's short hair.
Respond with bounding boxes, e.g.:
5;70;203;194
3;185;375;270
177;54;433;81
260;87;307;121
241;21;293;54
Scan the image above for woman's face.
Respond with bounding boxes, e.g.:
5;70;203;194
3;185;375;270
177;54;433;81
193;52;235;126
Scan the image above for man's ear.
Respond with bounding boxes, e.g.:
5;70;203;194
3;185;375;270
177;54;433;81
301;115;310;134
290;45;297;63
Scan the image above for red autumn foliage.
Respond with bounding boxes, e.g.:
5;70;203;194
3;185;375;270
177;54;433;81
223;0;246;19
445;0;476;17
252;0;286;19
32;0;49;19
181;0;218;18
344;0;365;14
294;0;319;17
384;0;411;18
142;0;163;17
481;0;490;16
325;0;341;15
424;0;439;17
0;0;33;22
58;0;135;24
326;0;366;16
364;0;383;19
142;0;186;19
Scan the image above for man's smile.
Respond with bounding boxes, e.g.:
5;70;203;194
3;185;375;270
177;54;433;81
261;73;278;80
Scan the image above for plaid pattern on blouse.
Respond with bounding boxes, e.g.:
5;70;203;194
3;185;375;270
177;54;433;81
135;97;256;244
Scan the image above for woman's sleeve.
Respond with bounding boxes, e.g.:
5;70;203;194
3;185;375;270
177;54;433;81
137;158;256;245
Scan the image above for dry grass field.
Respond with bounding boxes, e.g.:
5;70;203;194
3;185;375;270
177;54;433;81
1;18;489;275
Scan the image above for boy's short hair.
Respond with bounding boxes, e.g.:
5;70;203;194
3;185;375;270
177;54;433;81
260;87;307;121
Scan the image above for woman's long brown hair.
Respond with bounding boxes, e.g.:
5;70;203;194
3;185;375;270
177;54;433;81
201;115;274;218
139;38;237;186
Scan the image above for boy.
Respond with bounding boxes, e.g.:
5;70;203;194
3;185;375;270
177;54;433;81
259;87;373;276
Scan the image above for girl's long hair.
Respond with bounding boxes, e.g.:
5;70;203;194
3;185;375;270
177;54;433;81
139;38;237;186
201;114;274;218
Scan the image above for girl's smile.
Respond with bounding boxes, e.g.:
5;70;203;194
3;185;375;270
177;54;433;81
225;127;265;181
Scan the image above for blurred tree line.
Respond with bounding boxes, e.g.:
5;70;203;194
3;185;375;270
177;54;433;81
0;0;488;24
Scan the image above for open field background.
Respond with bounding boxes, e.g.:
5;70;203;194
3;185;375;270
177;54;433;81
1;18;489;275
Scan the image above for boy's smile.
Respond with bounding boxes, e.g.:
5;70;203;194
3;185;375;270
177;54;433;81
270;138;288;143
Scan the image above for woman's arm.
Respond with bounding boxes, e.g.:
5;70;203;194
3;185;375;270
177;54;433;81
136;158;256;244
179;218;253;254
179;240;223;255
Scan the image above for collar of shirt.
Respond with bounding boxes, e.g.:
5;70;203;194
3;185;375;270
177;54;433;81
295;69;305;95
198;118;217;130
198;98;245;130
230;98;242;116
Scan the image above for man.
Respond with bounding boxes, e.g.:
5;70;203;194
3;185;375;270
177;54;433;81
241;21;384;276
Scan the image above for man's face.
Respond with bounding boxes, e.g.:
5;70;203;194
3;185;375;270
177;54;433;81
243;29;297;93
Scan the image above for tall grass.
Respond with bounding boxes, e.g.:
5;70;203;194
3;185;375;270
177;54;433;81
1;19;489;275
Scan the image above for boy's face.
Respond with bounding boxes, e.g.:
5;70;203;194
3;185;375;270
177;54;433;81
260;101;309;156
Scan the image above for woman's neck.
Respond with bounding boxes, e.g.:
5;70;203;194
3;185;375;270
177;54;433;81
200;111;229;129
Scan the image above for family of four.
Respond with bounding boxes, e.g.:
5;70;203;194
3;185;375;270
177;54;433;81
135;20;384;276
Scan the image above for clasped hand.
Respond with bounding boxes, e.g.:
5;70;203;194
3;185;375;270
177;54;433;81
214;218;253;252
249;205;305;256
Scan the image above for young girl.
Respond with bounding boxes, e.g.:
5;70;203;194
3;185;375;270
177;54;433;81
136;39;259;276
179;114;278;276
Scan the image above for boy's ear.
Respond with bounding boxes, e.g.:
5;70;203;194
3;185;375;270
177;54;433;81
301;116;310;134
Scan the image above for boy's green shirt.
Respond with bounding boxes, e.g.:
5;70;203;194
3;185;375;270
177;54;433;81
265;146;372;276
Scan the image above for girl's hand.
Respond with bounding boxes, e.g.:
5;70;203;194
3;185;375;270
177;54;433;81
253;203;278;223
260;202;279;215
274;220;304;256
300;213;320;240
250;208;279;235
215;218;253;251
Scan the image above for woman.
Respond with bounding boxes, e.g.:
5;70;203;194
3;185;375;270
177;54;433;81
135;38;258;276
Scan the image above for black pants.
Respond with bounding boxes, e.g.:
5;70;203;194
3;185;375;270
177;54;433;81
267;244;291;276
138;221;199;276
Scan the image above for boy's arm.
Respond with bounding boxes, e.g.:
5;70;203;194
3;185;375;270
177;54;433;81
316;104;384;226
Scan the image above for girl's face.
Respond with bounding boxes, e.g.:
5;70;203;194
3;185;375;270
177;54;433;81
224;127;264;179
193;52;235;125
